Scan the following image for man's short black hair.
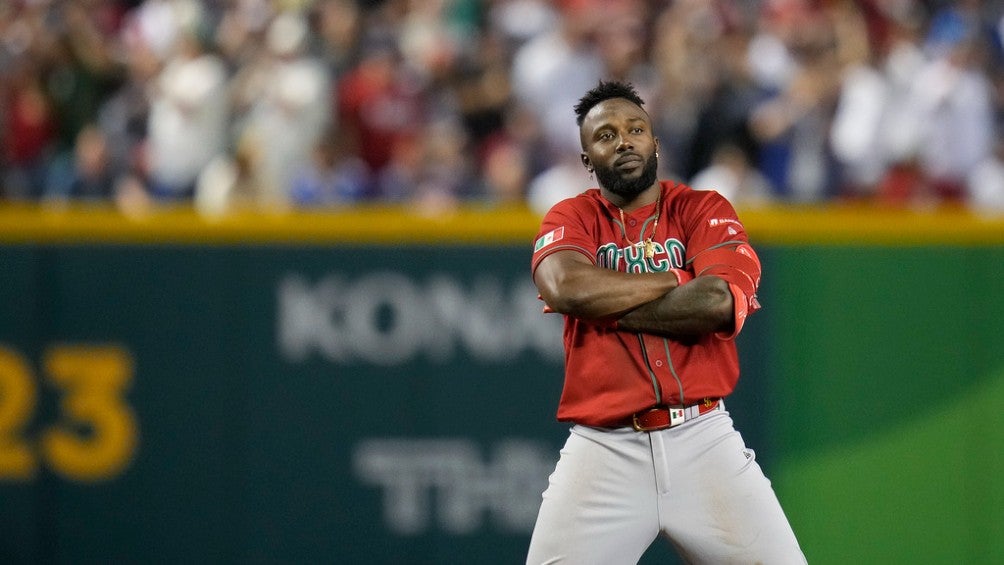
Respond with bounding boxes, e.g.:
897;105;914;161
574;80;646;126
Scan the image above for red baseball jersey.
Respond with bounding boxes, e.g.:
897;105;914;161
531;181;761;427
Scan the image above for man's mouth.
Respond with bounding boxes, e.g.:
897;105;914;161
615;154;643;170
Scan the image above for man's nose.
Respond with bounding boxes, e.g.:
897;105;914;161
616;136;634;151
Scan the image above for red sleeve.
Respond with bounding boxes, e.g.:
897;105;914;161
680;191;762;339
530;198;597;276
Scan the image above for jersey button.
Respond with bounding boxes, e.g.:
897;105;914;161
655;360;664;367
629;219;637;226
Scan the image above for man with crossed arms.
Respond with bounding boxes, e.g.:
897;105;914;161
527;80;805;564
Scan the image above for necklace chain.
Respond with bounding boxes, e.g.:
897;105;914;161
618;193;661;259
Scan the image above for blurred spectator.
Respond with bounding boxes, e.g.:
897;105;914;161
649;1;761;184
510;0;603;160
689;141;774;207
474;101;548;206
411;116;476;213
450;27;514;179
144;2;229;201
488;0;557;47
45;123;121;202
396;0;468;86
826;0;887;198
232;10;332;208
194;132;266;217
288;132;370;207
907;5;994;203
478;135;530;204
2;70;56;200
748;2;843;202
43;2;124;151
213;0;272;72
867;4;928;205
95;30;157;198
312;0;363;75
967;140;1004;215
337;34;424;199
526;157;590;217
513;0;652;214
0;0;1001;218
595;0;651;85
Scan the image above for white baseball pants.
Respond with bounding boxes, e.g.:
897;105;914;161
526;407;806;564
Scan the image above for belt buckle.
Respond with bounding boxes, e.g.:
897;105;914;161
631;406;684;432
631;408;659;432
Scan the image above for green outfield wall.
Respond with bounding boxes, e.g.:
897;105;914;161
0;204;1001;564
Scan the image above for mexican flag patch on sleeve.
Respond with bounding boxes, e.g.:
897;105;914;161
534;227;564;251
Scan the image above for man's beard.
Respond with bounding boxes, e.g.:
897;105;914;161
594;153;659;199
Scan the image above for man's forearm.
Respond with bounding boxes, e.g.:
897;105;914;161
536;255;685;320
616;276;734;338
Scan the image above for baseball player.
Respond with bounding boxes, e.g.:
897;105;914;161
526;80;806;564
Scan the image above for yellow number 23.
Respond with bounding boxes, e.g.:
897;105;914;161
0;344;137;482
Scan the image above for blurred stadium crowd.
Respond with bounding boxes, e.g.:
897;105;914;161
2;0;1004;217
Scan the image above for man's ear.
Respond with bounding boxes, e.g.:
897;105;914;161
581;153;592;172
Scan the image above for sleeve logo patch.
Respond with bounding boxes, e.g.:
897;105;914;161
534;226;565;251
709;217;743;228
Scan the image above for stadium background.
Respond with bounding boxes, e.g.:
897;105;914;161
2;0;1004;563
0;203;1001;564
